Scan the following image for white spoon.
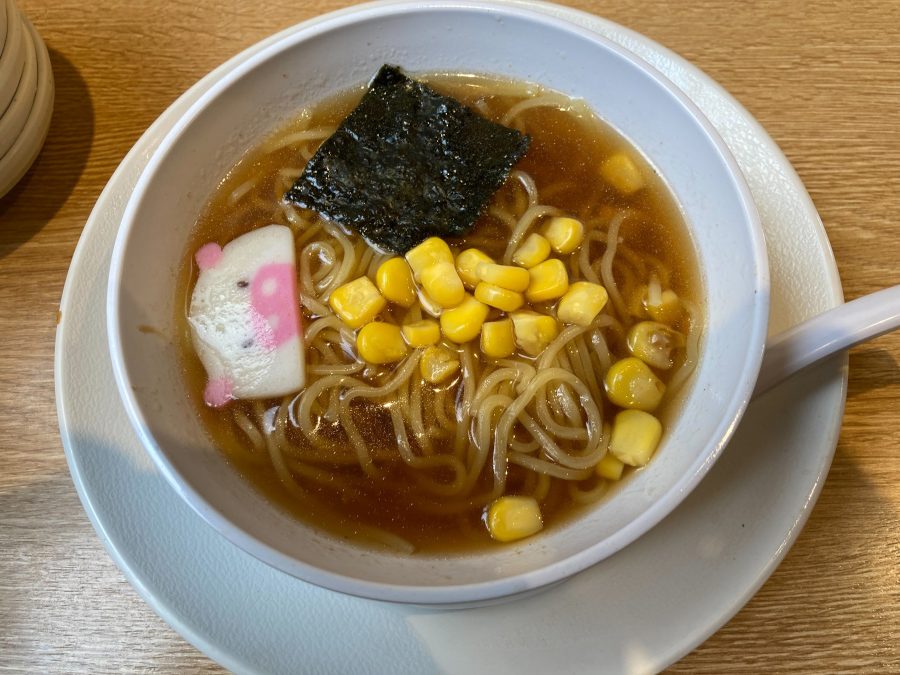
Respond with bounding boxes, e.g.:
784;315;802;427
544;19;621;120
754;284;900;397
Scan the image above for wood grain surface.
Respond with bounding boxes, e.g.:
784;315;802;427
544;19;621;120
1;0;898;672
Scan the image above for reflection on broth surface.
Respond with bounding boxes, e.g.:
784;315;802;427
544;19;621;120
178;72;702;554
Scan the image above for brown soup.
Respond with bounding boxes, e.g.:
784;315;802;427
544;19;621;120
177;73;701;554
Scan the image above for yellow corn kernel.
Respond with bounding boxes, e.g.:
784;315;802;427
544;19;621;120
601;152;645;195
456;248;494;289
646;289;683;325
596;453;625;480
604;357;666;412
525;258;569;303
486;496;543;542
419;261;465;308
543;216;584;254
405;237;454;280
440;294;489;343
329;276;387;329
420;345;460;384
474;282;524;312
512;233;551;268
401;319;441;347
375;257;416;308
356;322;408;364
626;321;685;370
608;409;662;467
557;281;609;326
510;311;559;357
481;318;516;359
475;262;530;292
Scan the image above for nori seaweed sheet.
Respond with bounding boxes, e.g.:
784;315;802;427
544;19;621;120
285;65;530;253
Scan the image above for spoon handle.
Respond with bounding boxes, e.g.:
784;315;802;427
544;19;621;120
753;284;900;398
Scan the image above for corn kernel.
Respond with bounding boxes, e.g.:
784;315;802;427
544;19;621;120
486;496;543;542
475;262;530;292
356;322;408;364
604;357;666;412
525;258;569;303
420;261;466;308
543;217;584;254
375;257;416;308
456;248;494;289
329;276;387;329
646;289;683;325
402;319;441;347
510;311;559;357
474;283;524;312
481;318;516;359
420;345;460;384
596;453;626;480
609;409;662;467
557;281;609;326
626;321;685;370
601;152;645;195
512;233;551;268
405;237;454;280
440;294;489;343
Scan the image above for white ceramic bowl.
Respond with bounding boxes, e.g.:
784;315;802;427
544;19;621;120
108;0;769;605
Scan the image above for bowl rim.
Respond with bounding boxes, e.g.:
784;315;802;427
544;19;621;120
107;0;770;605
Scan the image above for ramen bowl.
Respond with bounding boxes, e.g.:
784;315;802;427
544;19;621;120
107;0;768;605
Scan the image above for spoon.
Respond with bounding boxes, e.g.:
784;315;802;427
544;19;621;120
754;284;900;397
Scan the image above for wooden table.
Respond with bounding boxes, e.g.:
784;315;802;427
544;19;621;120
2;0;898;671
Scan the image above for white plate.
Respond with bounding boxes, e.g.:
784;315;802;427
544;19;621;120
0;12;35;159
0;0;24;116
55;2;846;672
0;17;52;197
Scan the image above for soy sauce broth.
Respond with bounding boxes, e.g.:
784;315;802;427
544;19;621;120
176;73;701;554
